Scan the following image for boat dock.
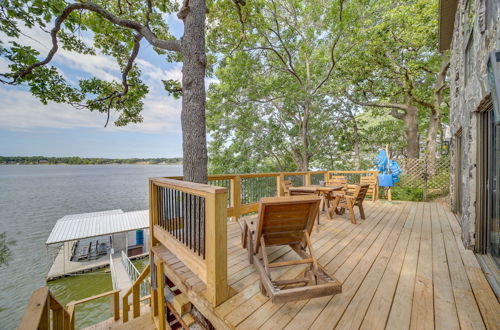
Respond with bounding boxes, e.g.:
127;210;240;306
45;209;150;281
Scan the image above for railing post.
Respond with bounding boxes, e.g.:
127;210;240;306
149;179;159;247
122;296;129;323
205;188;230;305
132;284;140;318
39;296;49;330
156;261;166;330
305;172;311;185
277;173;285;196
324;171;329;183
230;176;241;221
113;291;120;321
66;304;75;330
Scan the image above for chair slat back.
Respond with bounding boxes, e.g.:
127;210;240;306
353;184;370;203
328;176;347;187
360;176;376;196
255;196;320;251
282;180;292;196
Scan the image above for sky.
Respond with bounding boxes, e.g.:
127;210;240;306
0;12;190;159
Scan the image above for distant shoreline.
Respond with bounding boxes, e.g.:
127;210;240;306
0;156;182;166
0;162;183;165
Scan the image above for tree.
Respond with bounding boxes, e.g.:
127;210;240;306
0;0;208;183
345;0;449;160
0;232;12;266
207;0;367;172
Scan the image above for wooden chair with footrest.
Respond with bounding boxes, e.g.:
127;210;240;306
330;184;369;224
238;196;342;303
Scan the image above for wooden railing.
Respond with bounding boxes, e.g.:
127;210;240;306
110;253;118;290
67;289;120;327
18;287;120;330
121;251;149;297
149;178;230;306
18;287;71;330
165;170;378;220
122;263;151;323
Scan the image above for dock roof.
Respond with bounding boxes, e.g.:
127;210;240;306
46;209;149;245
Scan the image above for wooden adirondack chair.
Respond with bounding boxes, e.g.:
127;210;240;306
360;176;378;201
282;180;293;196
330;184;370;224
239;196;342;303
327;176;347;188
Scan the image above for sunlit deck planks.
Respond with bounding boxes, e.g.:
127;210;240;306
156;200;499;330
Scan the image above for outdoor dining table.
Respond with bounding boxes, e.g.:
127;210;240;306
288;185;344;220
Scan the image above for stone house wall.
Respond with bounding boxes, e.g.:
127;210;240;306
449;0;499;248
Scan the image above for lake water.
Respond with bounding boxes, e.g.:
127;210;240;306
0;165;182;329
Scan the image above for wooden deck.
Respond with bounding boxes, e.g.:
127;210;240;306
154;200;500;329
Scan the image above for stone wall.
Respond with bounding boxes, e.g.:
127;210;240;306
448;0;499;248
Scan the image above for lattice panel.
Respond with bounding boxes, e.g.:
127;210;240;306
396;156;451;199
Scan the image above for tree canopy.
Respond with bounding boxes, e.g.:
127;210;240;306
0;0;449;176
206;0;449;173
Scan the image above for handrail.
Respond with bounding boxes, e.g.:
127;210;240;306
18;287;71;330
122;263;151;323
66;289;121;326
121;250;149;297
18;287;119;330
67;289;120;306
121;250;141;281
110;253;118;290
164;169;378;220
150;177;230;306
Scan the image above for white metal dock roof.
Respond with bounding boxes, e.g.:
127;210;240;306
58;209;124;221
46;210;149;245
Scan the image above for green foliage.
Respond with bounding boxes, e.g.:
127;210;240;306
343;0;448;141
0;232;12;266
207;0;448;173
390;186;424;201
162;79;182;99
207;0;369;173
0;0;179;126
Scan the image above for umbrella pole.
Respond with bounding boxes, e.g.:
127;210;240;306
386;145;392;201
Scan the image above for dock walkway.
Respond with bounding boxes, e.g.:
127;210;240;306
111;255;133;298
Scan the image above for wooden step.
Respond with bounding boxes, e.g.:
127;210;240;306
110;312;156;330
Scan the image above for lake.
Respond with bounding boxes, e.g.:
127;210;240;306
0;165;182;329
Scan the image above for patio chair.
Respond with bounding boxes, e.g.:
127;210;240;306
289;188;322;225
281;180;293;196
360;176;378;201
330;184;369;224
239;196;342;303
327;176;347;188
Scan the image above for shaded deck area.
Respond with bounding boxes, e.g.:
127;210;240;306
155;200;500;329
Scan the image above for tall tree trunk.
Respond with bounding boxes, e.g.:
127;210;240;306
352;117;361;170
427;109;440;169
405;106;420;158
180;0;208;183
300;101;310;172
426;56;450;167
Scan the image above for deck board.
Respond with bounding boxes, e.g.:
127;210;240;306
157;201;500;330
